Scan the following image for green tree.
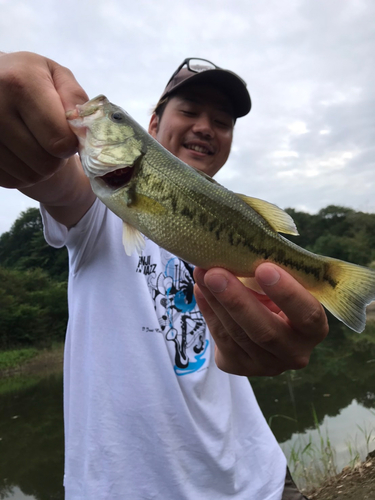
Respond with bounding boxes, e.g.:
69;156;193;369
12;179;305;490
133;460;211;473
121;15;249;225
0;208;68;281
285;205;375;266
311;234;371;265
0;267;67;349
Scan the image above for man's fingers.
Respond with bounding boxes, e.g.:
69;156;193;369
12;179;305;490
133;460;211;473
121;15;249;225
194;280;288;376
49;59;89;112
0;52;88;162
255;263;329;341
194;265;328;373
0;52;89;189
193;267;256;345
0;113;67;179
195;267;278;348
19;58;88;159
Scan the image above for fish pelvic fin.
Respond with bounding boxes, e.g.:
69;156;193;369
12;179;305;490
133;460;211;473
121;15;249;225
238;277;265;295
311;259;375;333
235;194;299;236
122;221;145;256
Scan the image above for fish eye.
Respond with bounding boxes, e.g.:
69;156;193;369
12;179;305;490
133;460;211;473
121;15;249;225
111;111;125;123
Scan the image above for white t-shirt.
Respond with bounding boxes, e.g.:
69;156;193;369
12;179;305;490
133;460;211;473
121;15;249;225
41;199;287;500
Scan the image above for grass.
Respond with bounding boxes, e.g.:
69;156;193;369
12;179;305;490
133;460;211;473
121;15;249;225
279;405;375;491
0;343;64;397
0;342;64;377
0;347;39;370
274;405;375;491
286;423;337;489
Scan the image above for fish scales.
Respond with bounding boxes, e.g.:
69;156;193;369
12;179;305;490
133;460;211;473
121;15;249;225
132;149;328;287
66;95;375;333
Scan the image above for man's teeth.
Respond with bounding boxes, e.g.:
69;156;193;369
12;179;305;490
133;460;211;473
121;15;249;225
186;144;210;154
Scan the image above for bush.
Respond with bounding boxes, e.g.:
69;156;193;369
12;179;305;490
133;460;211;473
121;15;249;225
0;267;67;349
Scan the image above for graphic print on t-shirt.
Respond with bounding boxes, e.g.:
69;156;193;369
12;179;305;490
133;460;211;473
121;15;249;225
137;251;208;376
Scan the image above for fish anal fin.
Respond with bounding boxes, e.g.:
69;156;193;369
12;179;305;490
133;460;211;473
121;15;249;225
122;221;145;256
236;194;299;236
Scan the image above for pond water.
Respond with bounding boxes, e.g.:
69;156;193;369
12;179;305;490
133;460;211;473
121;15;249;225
0;373;64;500
1;317;375;499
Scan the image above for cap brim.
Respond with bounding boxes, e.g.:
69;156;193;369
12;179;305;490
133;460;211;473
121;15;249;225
162;68;251;118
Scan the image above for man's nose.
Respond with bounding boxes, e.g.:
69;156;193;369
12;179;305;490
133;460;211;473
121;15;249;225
192;115;214;137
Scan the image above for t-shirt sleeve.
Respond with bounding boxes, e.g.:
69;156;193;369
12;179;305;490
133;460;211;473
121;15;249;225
40;198;110;273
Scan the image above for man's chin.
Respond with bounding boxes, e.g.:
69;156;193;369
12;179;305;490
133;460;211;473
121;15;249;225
180;153;208;170
186;160;210;173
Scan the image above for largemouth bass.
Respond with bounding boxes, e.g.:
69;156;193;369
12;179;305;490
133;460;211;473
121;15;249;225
67;95;375;333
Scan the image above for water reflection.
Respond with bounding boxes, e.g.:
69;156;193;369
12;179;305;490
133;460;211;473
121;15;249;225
281;400;375;471
0;373;64;500
2;486;35;499
250;317;375;443
250;316;375;476
0;318;375;498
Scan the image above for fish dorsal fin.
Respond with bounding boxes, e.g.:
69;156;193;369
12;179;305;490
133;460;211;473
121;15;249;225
236;194;299;236
122;221;146;256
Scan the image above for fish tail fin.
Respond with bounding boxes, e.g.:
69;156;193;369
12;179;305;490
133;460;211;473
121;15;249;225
311;259;375;333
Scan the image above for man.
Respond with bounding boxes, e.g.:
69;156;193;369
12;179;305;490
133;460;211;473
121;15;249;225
0;52;326;498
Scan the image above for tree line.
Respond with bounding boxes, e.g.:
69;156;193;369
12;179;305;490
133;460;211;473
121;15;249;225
1;205;375;349
0;208;68;349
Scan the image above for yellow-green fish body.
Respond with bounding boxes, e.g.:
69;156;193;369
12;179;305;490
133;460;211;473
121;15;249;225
67;95;375;333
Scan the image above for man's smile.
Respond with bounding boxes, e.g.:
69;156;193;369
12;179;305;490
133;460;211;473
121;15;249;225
183;141;215;155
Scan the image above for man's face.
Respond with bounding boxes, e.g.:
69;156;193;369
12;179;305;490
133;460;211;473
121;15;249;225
148;85;234;177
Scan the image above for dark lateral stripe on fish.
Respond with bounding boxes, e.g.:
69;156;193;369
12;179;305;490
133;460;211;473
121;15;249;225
180;206;195;220
176;199;332;284
215;223;226;241
323;263;338;289
170;195;178;213
199;213;208;226
240;237;330;284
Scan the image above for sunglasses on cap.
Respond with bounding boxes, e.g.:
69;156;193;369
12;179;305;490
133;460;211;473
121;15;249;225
166;58;247;87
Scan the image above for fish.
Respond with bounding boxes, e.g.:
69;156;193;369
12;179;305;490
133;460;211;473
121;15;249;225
66;94;375;333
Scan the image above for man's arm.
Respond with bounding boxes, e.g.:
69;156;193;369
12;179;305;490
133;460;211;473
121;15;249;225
0;51;95;227
20;154;96;228
193;264;329;377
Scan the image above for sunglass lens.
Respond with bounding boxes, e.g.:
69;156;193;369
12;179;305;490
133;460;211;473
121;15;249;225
188;59;216;73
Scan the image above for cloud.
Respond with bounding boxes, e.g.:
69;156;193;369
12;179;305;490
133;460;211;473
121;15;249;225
0;0;374;234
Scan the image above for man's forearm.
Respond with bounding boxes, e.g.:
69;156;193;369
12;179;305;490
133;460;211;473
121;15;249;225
21;155;96;228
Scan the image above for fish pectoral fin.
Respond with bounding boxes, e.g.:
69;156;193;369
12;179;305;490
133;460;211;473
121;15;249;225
235;194;299;236
122;222;146;256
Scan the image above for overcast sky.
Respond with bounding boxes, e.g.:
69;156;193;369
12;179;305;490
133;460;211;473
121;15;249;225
0;0;374;235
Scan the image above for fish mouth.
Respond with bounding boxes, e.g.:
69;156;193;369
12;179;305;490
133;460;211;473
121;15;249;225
98;167;134;189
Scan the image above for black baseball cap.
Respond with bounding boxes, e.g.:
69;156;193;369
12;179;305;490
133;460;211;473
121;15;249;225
157;58;251;118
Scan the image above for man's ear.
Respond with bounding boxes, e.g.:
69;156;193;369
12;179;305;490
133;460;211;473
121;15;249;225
148;113;159;138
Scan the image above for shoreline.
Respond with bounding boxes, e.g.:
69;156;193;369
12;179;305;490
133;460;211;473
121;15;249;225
305;453;375;499
1;343;374;498
0;343;64;379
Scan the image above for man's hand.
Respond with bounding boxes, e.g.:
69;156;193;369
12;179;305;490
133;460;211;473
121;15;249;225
0;51;88;189
193;263;329;377
0;51;96;227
